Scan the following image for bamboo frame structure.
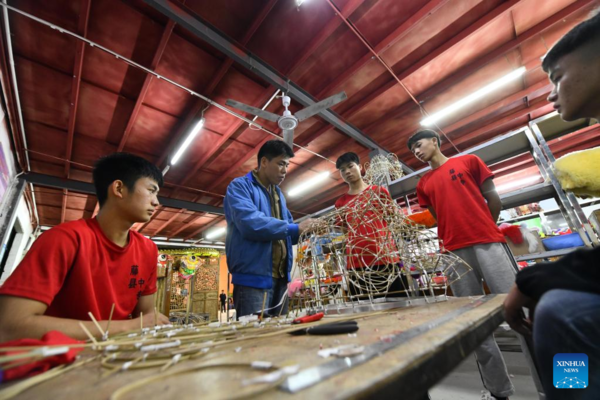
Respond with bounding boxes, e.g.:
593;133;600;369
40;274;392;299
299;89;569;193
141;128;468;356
292;154;472;313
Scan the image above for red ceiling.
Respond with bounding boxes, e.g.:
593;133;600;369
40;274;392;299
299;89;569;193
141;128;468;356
1;0;599;241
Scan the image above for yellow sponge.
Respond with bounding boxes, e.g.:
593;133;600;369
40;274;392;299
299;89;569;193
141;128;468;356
554;147;600;197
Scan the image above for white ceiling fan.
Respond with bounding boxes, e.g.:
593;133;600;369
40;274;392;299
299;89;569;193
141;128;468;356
226;91;348;147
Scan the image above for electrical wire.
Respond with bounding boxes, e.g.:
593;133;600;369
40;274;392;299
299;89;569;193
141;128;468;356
24;149;226;198
0;3;335;163
325;0;461;154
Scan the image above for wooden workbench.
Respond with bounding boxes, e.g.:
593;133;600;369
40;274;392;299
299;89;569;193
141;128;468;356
2;294;506;400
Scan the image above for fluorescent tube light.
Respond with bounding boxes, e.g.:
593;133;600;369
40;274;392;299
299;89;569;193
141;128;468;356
421;67;526;127
171;118;205;165
206;227;227;240
288;172;330;197
495;175;541;193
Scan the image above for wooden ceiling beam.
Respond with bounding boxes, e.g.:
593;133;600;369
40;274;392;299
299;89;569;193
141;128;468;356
150;209;185;237
285;0;367;76
116;19;176;152
167;214;205;238
315;0;451;99
64;0;91;179
418;0;595;103
154;0;280;176
293;0;592;177
184;216;223;241
174;0;373;195
190;0;535;199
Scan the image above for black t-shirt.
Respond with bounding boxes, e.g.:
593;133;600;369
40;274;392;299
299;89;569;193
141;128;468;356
516;246;600;300
220;293;227;303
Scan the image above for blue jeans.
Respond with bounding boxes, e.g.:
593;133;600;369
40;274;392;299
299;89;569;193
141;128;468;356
233;277;289;319
534;289;600;400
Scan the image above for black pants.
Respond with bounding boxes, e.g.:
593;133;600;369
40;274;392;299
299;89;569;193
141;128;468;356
220;302;226;312
347;264;409;299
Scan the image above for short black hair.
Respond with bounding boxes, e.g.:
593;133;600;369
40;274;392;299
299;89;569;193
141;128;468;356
336;152;360;169
542;10;600;73
93;153;163;207
407;129;441;151
257;140;294;166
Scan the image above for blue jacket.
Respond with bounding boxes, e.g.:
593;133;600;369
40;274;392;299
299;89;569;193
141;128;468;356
224;172;299;289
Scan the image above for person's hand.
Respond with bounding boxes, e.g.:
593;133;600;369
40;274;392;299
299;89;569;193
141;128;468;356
298;219;317;234
131;310;170;329
503;284;536;336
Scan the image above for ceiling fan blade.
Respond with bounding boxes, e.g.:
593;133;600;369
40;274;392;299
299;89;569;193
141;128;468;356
225;99;280;122
283;129;294;148
294;91;348;122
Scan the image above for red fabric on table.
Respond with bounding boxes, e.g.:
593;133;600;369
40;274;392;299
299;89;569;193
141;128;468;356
0;218;157;322
416;155;505;252
0;331;83;382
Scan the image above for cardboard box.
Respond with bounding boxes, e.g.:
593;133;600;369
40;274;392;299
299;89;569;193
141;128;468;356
505;234;545;257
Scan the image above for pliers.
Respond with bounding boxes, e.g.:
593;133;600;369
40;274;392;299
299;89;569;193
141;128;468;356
292;311;325;324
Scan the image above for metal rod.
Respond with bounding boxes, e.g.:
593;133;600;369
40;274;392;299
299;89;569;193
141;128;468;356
184;275;194;324
23;172;225;215
323;0;461;155
1;0;29;170
523;127;593;247
0;2;334;164
2;1;40;227
529;120;598;245
144;0;403;165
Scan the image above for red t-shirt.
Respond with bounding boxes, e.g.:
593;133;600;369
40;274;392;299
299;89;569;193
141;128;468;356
416;155;505;251
335;185;400;268
0;218;158;321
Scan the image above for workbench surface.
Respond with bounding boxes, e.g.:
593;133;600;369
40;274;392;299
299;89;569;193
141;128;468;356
3;294;506;400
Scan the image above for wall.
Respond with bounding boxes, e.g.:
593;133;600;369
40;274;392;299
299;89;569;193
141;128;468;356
218;255;232;298
0;92;34;284
0;196;34;284
0;107;17;203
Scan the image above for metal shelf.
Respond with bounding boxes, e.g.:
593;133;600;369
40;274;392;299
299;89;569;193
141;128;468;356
464;127;532;166
514;247;583;262
499;212;542;225
498;198;600;225
499;183;556;210
388;167;430;199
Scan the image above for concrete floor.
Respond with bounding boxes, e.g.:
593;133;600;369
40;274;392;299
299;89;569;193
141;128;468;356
430;351;539;400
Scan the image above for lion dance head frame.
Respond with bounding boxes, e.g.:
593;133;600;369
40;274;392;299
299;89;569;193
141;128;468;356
292;154;472;314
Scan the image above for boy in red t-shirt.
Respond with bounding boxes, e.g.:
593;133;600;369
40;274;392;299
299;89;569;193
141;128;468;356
334;152;408;299
0;153;170;341
409;129;515;400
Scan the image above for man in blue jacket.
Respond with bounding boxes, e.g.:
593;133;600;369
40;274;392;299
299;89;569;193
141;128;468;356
224;140;314;318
